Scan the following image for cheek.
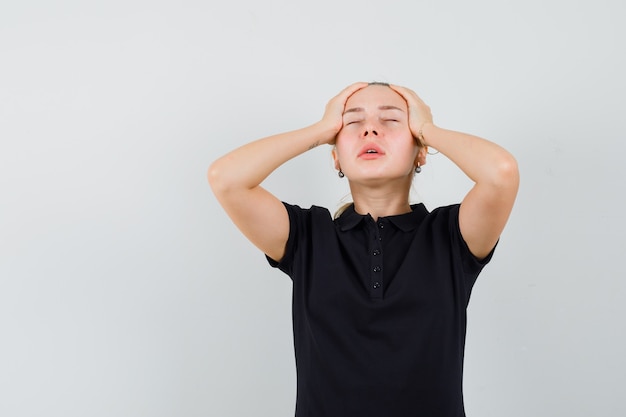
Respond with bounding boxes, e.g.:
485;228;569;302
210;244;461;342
337;125;358;138
392;123;411;134
332;138;347;163
397;139;420;161
334;131;354;152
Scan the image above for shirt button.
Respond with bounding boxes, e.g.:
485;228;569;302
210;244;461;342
373;266;381;272
378;222;384;229
373;281;381;289
372;249;381;256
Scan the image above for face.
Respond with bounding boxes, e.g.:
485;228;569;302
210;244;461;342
333;85;420;184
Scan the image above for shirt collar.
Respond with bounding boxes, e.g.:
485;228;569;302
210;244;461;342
336;203;429;232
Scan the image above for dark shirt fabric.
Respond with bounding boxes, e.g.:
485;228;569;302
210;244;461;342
267;202;494;417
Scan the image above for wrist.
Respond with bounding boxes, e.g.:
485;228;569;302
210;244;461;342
299;122;336;150
312;120;341;144
417;121;434;147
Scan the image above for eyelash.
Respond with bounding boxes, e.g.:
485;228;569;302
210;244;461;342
346;119;398;124
344;119;400;127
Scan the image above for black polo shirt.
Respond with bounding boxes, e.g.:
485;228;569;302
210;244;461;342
267;202;494;417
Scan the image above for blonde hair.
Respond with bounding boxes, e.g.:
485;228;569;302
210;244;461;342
333;202;353;219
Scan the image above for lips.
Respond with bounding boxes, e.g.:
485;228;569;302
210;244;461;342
358;143;385;159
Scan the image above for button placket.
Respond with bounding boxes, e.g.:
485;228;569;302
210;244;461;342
369;219;384;299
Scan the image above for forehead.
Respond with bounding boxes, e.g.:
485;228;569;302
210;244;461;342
345;85;407;111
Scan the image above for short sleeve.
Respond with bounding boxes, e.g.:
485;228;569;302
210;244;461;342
265;202;302;277
448;204;497;275
265;202;333;278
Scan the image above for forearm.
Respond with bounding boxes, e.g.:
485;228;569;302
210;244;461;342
208;121;336;193
421;123;518;187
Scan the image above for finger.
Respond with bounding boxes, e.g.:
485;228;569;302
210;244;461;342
338;82;368;100
327;82;368;115
389;85;416;108
390;84;421;104
389;84;410;96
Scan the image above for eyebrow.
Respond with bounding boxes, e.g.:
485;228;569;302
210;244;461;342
343;105;405;115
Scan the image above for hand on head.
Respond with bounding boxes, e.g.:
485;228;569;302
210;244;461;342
389;85;433;147
320;82;368;144
321;82;433;148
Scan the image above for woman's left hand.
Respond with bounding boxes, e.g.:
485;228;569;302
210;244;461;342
389;85;433;147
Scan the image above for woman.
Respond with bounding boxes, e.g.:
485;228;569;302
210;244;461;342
208;82;519;417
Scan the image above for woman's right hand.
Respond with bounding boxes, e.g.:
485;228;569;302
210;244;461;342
320;82;368;144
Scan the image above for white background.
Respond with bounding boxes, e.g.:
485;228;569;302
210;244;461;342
1;0;625;416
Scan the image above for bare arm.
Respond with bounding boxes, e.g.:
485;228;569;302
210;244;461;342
391;85;519;259
208;83;368;262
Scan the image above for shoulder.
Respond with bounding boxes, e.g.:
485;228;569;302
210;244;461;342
280;202;335;238
267;202;333;273
422;203;463;229
410;203;459;230
427;203;460;217
428;203;496;267
421;203;463;238
282;202;332;222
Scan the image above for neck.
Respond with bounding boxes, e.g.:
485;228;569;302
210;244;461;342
349;180;413;221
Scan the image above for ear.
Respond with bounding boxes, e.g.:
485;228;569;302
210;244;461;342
415;146;428;167
332;147;341;171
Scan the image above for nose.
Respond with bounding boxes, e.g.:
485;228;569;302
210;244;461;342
361;117;381;138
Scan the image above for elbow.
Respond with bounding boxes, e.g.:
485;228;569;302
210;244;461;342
207;156;250;197
492;152;520;190
207;159;228;195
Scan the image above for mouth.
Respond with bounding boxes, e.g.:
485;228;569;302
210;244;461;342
358;144;385;158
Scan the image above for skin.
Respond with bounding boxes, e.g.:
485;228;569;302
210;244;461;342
208;83;519;261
